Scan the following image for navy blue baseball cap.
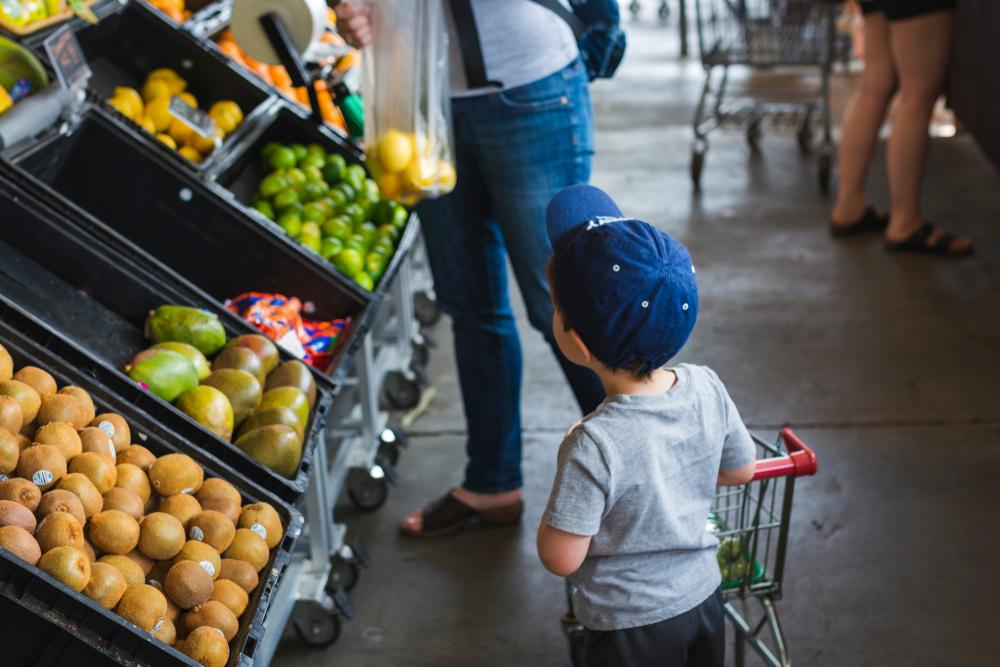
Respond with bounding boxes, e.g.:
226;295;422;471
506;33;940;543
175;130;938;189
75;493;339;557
546;184;699;373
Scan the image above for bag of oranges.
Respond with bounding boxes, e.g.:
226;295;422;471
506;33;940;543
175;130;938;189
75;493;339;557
361;0;454;206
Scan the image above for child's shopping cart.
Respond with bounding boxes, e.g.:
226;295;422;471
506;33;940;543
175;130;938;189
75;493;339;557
562;427;818;667
690;0;838;192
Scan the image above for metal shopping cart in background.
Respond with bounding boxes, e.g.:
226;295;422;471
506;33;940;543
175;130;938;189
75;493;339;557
562;428;819;667
690;0;838;192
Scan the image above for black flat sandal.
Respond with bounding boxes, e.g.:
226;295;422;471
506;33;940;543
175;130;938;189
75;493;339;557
830;206;889;237
400;491;524;539
885;221;974;257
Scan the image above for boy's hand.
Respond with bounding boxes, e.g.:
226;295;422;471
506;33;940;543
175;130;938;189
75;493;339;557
717;460;755;486
335;1;372;48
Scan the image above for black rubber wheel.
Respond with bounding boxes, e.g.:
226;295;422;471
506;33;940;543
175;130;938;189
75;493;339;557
658;0;670;22
629;0;641;19
413;291;441;327
378;441;400;466
746;122;762;151
411;340;430;369
383;371;421;410
796;113;814;153
347;471;390;512
326;558;361;593
690;150;705;189
818;154;832;194
292;601;341;648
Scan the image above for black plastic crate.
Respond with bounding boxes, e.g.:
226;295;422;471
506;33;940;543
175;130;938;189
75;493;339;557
48;0;275;173
212;102;422;298
4;105;374;385
0;298;303;667
0;172;332;504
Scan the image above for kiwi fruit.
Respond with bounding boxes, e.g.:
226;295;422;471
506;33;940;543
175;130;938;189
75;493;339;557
116;583;168;632
0;344;11;383
0;380;41;424
19;421;36;440
57;473;103;519
164;595;182;624
83;561;128;609
182;600;239;641
151;617;177;646
16;444;66;491
223;528;269;572
12;367;57;399
89;413;130;453
101;487;144;521
99;553;146;586
149;454;204;497
0;498;37;532
218;558;258;593
0;426;18;474
36;511;84;552
36;489;86;526
78;427;117;461
117;444;156;471
210;578;249;618
33;421;82;461
88;509;140;554
159;494;202;529
238;502;282;549
36;395;84;430
198;497;241;525
114;463;151;504
58;386;95;426
194;478;241;508
172;540;221;580
122;548;154;576
14;433;30;450
38;545;90;591
188;510;236;553
138;511;186;560
69;452;117;493
0;524;41;565
82;540;97;562
165;559;214;609
0;478;41;511
0;396;23;434
181;625;230;667
212;346;265;386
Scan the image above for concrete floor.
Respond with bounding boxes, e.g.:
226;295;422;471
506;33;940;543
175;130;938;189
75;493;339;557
273;12;1000;667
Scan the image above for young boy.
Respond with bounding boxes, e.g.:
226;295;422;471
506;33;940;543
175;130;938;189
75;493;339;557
537;185;757;667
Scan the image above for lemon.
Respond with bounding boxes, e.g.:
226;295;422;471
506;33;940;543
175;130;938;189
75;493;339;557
141;79;172;102
437;160;456;190
113;87;143;113
375;172;402;201
188;126;223;154
178;146;203;164
377;130;413;174
167;118;193;145
147;68;186;93
144;96;172;132
107;95;139;121
210;100;243;125
401;157;437;192
137;115;156;134
177;91;197;109
156;133;177;150
208;102;242;136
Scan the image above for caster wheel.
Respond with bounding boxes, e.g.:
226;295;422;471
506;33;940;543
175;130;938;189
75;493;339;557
413;291;441;327
383;371;421;410
628;0;640;19
746;121;762;151
327;558;361;593
411;340;430;369
378;427;407;466
690;150;705;190
818;154;832;194
796;112;814;153
292;601;341;648
347;468;390;512
658;0;670;22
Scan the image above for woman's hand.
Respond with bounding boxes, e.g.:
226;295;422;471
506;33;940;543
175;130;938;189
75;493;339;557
335;1;372;49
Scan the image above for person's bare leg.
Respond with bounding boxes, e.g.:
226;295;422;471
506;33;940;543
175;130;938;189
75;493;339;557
884;10;972;251
831;12;896;227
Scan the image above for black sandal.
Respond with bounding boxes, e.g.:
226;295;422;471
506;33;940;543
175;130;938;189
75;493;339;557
400;491;524;539
885;221;974;257
830;206;889;237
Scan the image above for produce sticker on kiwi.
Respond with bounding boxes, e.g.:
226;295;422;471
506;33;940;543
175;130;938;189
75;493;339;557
32;470;53;487
250;523;268;541
199;560;216;578
150;619;165;636
190;526;205;541
98;421;116;438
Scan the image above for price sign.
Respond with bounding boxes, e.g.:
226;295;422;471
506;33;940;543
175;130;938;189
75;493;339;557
44;27;92;93
168;95;218;140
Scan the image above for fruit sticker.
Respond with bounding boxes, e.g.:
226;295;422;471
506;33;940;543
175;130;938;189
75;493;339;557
150;618;165;635
98;420;115;438
249;523;267;541
32;470;52;486
190;525;205;541
199;559;216;578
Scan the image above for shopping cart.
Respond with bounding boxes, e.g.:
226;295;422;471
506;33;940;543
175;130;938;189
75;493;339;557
562;427;818;667
690;0;837;192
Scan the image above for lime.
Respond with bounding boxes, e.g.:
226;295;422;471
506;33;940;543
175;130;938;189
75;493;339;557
333;183;356;202
335;248;364;278
307;143;326;158
253;198;275;220
325;190;348;211
345;236;369;253
301;180;327;202
372;199;394;227
371;238;395;256
259;173;288;198
285;168;307;187
323;154;347;183
355;221;378;245
343;164;366;192
299;222;321;252
262;142;283;160
356;191;379;219
277;202;303;218
302;202;328;225
290;143;308;163
322;216;353;241
300;153;325;170
320;237;344;260
353;272;375;292
342;203;365;226
391;204;409;230
376;224;400;242
312;199;335;218
302;165;323;182
277;211;302;237
362;178;380;199
273;188;300;210
269;147;296;171
365;252;388;277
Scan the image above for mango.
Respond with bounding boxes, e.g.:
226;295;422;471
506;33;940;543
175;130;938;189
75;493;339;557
235;425;302;478
126;349;199;403
176;386;234;442
236;406;304;441
256;387;309;429
146;306;226;356
201;370;261;426
264;361;317;408
151;342;211;380
224;335;279;375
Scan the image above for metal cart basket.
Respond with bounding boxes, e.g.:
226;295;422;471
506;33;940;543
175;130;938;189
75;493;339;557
690;0;837;192
563;427;818;667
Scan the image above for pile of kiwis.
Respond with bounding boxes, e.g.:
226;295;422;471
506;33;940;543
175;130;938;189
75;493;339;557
0;344;284;667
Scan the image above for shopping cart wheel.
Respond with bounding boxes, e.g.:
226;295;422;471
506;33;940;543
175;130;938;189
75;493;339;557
383;370;422;410
796;113;814;153
292;601;341;648
746;121;762;151
347;466;390;512
414;290;441;327
658;0;670;22
628;0;640;19
377;427;407;466
818;154;832;194
326;556;361;593
690;149;705;189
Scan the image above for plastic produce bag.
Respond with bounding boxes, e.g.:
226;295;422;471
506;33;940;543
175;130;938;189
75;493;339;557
361;0;455;206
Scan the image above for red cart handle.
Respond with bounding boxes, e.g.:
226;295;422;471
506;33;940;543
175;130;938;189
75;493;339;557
752;428;818;480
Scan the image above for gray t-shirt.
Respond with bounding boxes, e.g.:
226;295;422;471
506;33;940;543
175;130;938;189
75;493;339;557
445;0;579;97
542;364;756;631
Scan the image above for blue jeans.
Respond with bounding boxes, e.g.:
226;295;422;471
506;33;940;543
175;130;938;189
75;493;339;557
417;59;606;494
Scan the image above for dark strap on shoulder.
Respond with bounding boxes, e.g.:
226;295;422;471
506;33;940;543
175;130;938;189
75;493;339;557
528;0;586;38
447;0;503;89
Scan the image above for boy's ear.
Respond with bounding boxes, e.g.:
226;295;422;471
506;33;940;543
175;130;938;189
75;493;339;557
568;329;594;363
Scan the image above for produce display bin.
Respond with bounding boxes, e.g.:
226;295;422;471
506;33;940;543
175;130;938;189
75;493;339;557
3;105;375;386
213;103;423;298
51;0;275;173
0;297;304;667
0;172;333;504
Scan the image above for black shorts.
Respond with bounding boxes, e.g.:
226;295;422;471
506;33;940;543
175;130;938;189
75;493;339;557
859;0;957;21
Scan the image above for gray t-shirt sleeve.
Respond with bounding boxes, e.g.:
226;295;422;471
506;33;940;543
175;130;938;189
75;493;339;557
542;428;609;536
704;368;756;471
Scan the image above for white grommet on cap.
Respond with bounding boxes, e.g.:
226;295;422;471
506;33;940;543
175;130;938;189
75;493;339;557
691;265;696;273
682;303;689;311
612;264;620;272
641;300;649;308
